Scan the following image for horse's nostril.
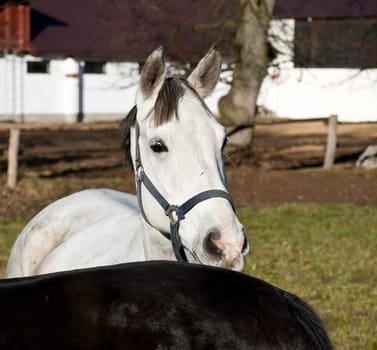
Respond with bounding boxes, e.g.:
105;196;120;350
204;230;223;258
241;228;249;255
241;237;248;254
209;230;221;241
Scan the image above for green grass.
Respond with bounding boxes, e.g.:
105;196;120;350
0;219;28;276
1;204;376;349
240;204;377;350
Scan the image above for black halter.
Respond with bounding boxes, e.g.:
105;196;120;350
134;122;235;262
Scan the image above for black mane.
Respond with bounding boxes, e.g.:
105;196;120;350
119;77;210;170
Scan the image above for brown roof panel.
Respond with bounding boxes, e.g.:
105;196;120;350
29;0;239;61
9;0;376;61
274;0;377;19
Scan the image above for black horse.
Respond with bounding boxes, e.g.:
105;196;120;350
0;261;332;349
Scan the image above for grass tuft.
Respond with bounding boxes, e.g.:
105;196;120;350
0;219;28;276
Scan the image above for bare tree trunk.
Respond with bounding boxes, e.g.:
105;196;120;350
218;0;276;144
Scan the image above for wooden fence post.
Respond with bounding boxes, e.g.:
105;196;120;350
323;115;338;169
7;128;20;189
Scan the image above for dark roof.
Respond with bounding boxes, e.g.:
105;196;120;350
0;0;28;5
29;0;239;61
2;0;377;61
274;0;377;19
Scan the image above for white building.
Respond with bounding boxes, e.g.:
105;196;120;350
1;50;376;123
0;55;139;122
258;19;377;122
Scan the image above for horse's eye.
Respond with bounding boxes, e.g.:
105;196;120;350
150;140;168;153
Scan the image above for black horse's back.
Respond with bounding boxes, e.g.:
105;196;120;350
0;261;332;350
277;288;332;350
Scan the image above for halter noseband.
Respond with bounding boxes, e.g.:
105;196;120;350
134;122;235;263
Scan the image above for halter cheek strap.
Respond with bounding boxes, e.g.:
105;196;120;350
134;122;235;263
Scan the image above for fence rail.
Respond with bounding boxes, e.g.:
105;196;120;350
2;116;376;187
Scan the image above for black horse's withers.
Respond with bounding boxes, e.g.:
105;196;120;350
0;261;332;350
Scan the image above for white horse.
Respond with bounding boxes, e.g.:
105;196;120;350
6;47;249;278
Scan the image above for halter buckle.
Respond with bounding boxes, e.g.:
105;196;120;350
136;165;144;182
166;205;182;224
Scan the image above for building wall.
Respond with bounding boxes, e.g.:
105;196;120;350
24;59;65;118
256;19;377;122
0;54;139;122
258;68;377;122
82;62;138;119
0;52;376;123
1;53;26;121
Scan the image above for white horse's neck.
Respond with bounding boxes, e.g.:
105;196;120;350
140;218;177;261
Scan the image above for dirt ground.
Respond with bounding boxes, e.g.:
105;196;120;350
0;120;377;220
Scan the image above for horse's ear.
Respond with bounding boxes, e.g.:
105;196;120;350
187;46;221;98
119;106;137;170
139;47;166;99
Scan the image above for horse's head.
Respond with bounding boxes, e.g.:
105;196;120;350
120;47;249;271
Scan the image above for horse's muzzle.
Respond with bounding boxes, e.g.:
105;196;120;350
200;229;249;272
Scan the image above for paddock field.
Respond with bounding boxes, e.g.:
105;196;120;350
1;120;377;349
